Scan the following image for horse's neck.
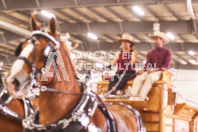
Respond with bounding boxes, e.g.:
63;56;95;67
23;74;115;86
39;43;81;125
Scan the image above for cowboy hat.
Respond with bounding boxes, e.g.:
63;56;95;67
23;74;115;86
149;31;169;45
118;34;135;45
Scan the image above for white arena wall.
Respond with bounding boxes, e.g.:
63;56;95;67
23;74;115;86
173;69;198;107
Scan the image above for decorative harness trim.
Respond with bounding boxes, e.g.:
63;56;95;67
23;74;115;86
22;83;99;132
32;31;60;49
0;88;22;121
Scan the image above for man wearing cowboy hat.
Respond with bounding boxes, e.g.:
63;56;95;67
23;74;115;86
108;33;137;92
130;31;172;100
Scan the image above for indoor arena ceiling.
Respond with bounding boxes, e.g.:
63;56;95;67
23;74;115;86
1;0;198;71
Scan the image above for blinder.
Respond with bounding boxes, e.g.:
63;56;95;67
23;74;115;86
15;32;58;69
15;37;37;57
15;42;24;57
42;42;55;62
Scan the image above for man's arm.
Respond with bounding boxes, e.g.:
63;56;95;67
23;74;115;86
159;49;172;70
136;52;151;74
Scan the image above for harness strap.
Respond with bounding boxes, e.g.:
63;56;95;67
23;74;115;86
0;106;23;121
95;93;117;132
0;90;23;122
17;56;33;68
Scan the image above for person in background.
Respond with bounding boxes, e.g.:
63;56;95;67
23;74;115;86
108;33;137;94
130;31;172;100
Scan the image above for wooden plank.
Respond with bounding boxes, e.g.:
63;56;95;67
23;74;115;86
174;103;186;115
183;105;198;113
177;108;196;118
103;99;146;110
144;123;159;132
175;103;198;119
144;85;161;112
165;114;191;122
160;84;166;132
142;112;160;122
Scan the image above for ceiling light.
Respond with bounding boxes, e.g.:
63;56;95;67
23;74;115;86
143;60;146;64
188;50;195;56
166;32;175;40
133;6;144;16
87;33;98;40
41;10;55;18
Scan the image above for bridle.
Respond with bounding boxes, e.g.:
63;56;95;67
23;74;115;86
15;30;60;98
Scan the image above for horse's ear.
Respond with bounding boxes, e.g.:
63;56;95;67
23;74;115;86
49;17;58;38
31;15;40;31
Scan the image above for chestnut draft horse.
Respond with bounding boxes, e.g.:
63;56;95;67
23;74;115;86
0;69;39;132
6;15;145;132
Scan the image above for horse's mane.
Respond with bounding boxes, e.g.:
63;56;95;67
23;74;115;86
61;40;77;75
46;29;77;75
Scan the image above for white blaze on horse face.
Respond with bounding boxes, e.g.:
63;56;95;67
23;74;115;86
7;43;34;82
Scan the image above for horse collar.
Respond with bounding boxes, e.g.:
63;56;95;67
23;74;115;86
23;82;99;132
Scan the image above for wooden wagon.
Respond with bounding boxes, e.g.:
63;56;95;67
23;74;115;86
95;70;198;132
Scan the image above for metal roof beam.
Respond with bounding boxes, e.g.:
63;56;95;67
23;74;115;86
0;0;191;11
0;28;25;43
60;21;191;34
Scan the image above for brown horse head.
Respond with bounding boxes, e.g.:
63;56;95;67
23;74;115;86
7;15;81;125
6;15;61;98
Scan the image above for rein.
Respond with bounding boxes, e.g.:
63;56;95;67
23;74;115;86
40;85;94;97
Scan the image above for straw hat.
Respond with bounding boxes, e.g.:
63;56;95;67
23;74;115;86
118;34;135;45
149;31;169;45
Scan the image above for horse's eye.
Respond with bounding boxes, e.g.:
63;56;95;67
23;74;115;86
15;43;23;57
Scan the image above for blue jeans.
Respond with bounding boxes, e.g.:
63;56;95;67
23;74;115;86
108;71;136;91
